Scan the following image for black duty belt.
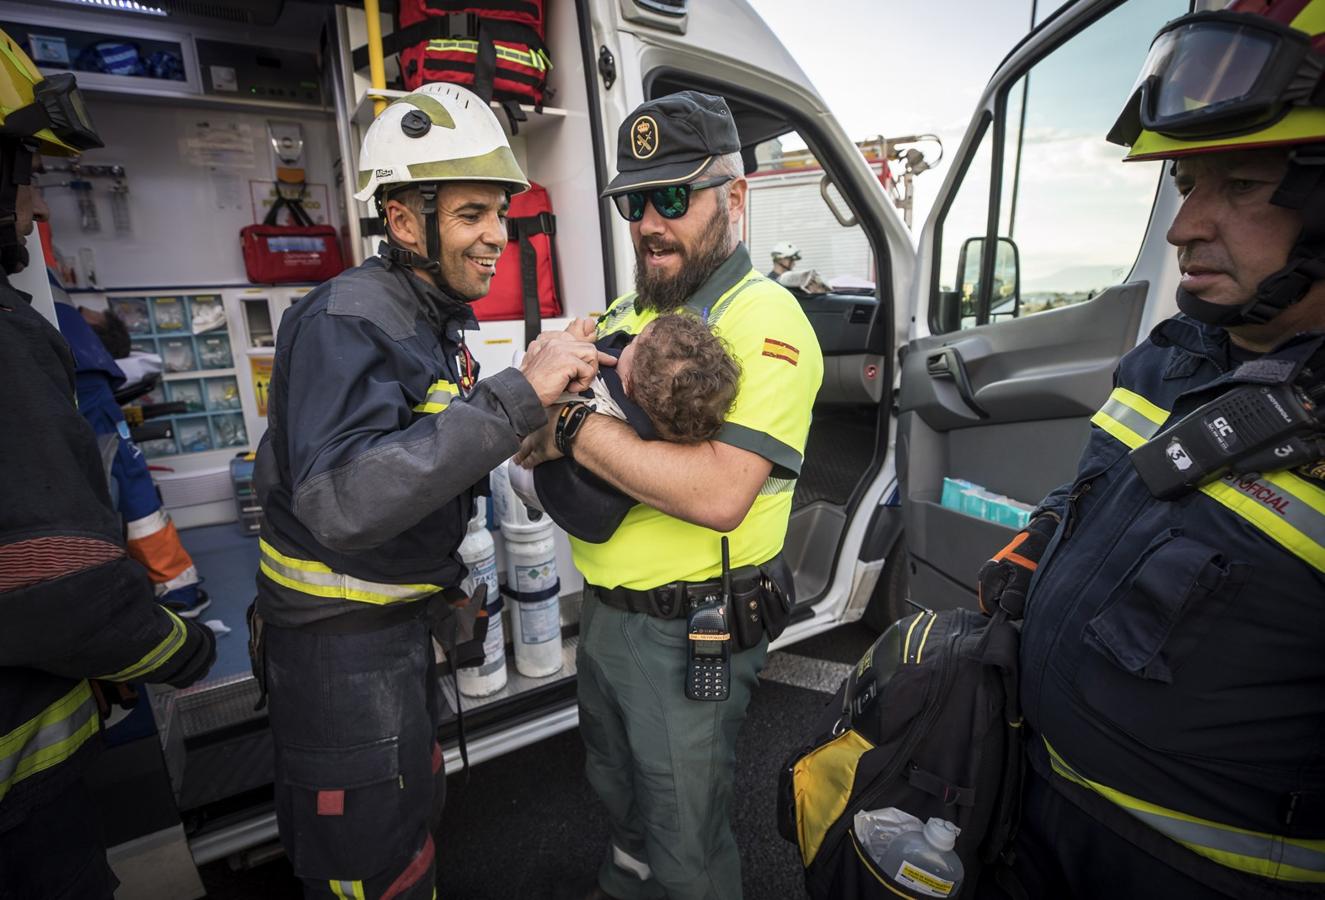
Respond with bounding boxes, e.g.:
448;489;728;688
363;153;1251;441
588;570;761;620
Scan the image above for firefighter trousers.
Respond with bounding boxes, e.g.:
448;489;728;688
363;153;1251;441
266;614;444;900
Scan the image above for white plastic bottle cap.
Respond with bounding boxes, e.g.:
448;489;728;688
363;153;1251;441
924;817;960;852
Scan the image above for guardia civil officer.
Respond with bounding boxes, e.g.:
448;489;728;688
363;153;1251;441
976;2;1325;897
0;36;216;898
516;91;824;900
253;83;607;899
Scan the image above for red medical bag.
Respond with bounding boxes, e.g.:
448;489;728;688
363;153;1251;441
240;197;345;285
395;1;549;106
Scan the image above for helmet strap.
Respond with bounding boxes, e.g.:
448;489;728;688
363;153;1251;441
1178;143;1325;328
378;183;443;276
0;142;30;275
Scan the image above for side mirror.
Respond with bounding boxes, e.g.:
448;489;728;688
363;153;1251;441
955;236;1021;324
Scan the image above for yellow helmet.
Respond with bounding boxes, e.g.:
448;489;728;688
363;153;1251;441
1109;0;1325;161
1108;0;1325;326
0;28;101;156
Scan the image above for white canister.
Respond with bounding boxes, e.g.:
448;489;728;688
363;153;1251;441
457;500;508;697
502;515;563;678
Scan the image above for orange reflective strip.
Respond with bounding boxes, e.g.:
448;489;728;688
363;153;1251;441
991;531;1034;567
126;519;194;584
1000;551;1038;571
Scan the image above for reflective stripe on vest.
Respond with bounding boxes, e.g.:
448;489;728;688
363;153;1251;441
413;378;457;415
1045;738;1325;883
424;39;551;73
1090;387;1325;572
97;608;188;682
258;539;442;606
0;681;99;804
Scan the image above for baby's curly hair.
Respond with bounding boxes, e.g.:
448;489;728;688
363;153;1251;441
628;313;741;444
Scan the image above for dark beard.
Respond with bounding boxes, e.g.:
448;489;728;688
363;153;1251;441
634;201;733;312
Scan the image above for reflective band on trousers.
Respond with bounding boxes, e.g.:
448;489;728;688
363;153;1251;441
413;379;457;415
258;539;443;606
1091;387;1325;572
0;681;98;803
330;881;364;900
1045;738;1325;883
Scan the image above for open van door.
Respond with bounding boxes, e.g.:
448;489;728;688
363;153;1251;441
895;0;1190;615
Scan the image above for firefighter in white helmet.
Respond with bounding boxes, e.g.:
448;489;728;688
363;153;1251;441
767;240;801;280
252;83;608;899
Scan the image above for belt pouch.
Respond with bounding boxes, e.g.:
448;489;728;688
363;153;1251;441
757;555;795;643
427;584;490;670
246;599;269;710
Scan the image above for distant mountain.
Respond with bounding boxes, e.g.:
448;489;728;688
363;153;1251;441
1022;264;1129;295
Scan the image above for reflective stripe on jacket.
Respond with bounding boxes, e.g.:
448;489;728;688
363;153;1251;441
1021;315;1325;885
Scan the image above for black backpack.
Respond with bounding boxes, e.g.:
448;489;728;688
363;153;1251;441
777;608;1024;898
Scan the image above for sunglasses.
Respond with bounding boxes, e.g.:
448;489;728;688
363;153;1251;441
613;175;734;222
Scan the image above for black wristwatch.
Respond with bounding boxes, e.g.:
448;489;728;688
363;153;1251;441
554;402;593;458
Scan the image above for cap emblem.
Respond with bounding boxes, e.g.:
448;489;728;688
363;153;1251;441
631;115;659;160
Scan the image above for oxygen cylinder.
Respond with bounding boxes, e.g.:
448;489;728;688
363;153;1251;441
457;499;508;697
493;461;563;677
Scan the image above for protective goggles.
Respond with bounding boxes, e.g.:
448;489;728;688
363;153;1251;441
2;73;102;152
612;175;733;222
1108;10;1325;146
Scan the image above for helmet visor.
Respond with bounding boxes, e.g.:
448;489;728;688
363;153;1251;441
1109;10;1318;146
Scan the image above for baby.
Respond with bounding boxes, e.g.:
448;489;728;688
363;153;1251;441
571;312;739;442
511;313;741;542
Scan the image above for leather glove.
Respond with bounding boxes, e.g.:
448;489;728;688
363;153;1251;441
977;512;1059;617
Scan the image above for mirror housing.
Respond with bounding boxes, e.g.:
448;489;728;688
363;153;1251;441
954;236;1021;326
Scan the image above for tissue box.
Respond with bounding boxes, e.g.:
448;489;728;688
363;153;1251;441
941;477;977;510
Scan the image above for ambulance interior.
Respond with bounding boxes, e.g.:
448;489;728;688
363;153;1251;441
3;0;895;856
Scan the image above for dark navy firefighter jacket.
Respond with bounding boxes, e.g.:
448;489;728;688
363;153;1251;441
254;255;545;629
1020;314;1325;888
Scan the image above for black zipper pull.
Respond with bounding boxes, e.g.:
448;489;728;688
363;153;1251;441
1062;480;1095;540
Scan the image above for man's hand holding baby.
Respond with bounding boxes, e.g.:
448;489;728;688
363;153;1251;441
519;322;614;406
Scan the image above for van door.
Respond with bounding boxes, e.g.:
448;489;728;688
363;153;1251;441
896;0;1188;615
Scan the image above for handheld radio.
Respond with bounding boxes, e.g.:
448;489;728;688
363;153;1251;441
1129;379;1325;499
686;537;733;702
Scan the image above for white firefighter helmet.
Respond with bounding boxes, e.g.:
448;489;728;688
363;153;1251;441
771;241;801;262
354;83;529;202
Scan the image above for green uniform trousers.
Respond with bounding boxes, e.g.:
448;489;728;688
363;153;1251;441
577;590;768;900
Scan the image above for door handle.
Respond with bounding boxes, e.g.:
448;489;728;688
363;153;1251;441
926;347;988;419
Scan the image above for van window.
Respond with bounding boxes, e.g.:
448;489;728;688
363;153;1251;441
932;0;1185;333
934;123;993;331
745;135;877;289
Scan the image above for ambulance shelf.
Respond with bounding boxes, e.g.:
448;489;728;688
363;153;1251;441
438;630;581;717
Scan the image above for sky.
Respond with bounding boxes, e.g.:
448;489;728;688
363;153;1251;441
745;0;1184;291
746;0;1044;234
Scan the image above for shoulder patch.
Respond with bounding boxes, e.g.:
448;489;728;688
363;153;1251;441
762;338;799;366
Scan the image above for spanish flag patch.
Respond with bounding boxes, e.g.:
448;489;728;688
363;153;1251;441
762;338;799;366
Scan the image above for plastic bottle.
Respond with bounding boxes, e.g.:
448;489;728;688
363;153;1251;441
456;499;507;697
876;817;964;898
492;462;563;678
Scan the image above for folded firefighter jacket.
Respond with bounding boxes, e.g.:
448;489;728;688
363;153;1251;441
1020;314;1325;887
0;274;214;830
254;255;545;629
